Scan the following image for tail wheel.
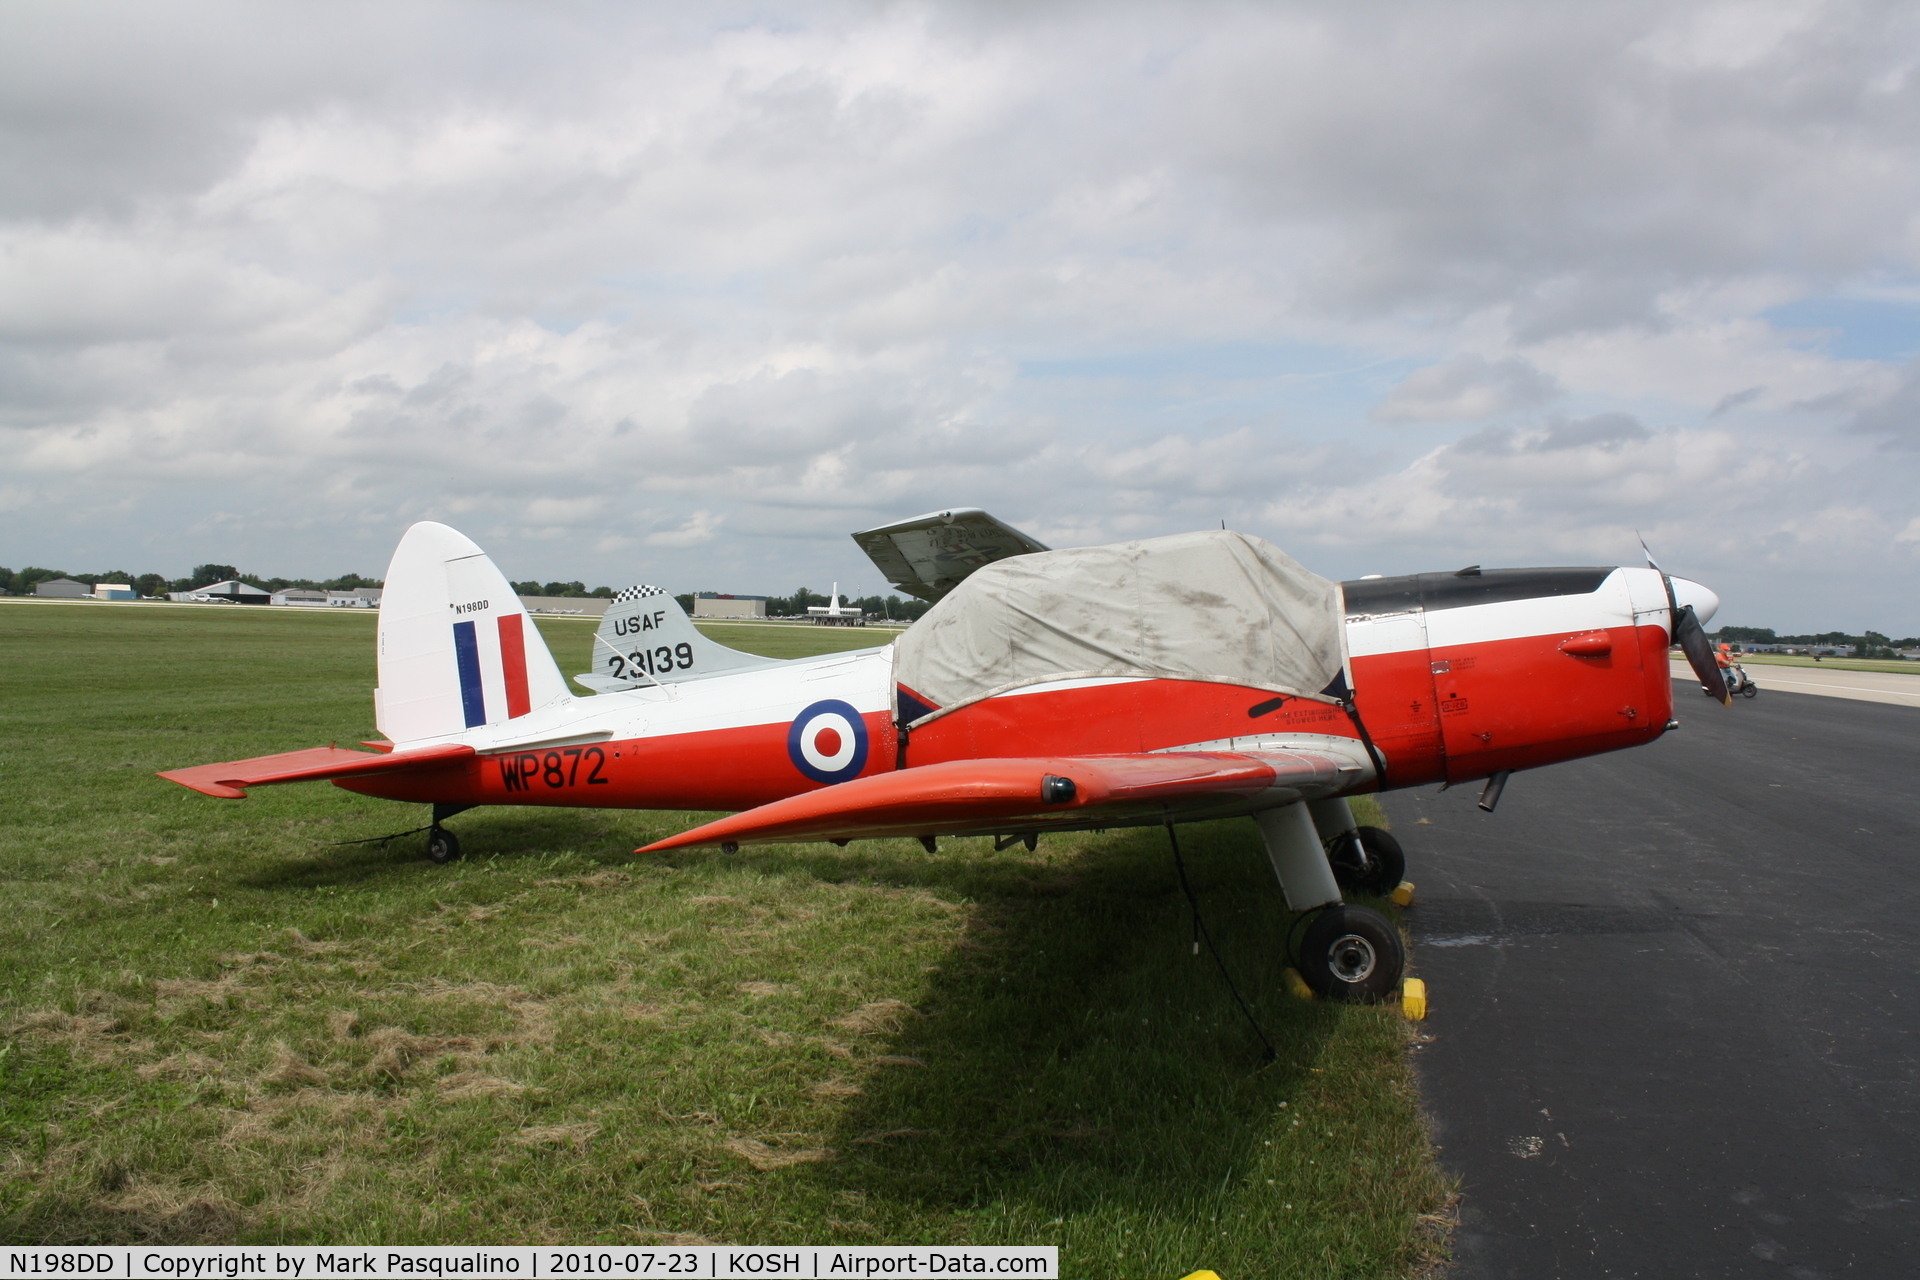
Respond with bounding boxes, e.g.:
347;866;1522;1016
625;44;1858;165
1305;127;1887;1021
1328;826;1406;896
426;827;462;865
1298;905;1404;1002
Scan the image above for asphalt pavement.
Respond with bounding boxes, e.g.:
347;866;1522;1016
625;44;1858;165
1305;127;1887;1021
1381;683;1920;1279
1669;659;1920;709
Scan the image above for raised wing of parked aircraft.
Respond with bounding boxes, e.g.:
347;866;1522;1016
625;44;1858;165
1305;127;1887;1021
161;515;1728;1003
851;507;1049;602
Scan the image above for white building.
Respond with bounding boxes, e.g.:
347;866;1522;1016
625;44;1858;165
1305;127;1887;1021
271;588;329;607
92;583;136;600
327;588;382;608
694;593;768;619
807;584;865;627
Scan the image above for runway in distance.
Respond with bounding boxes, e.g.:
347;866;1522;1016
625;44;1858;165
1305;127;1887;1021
162;509;1730;1001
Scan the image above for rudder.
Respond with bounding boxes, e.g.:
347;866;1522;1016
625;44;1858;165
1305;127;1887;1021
376;522;569;743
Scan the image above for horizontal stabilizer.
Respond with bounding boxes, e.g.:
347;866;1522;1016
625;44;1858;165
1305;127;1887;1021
638;750;1349;852
850;508;1048;603
158;743;475;799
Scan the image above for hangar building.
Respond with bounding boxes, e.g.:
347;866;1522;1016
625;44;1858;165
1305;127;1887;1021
34;578;90;598
170;580;270;604
694;592;768;619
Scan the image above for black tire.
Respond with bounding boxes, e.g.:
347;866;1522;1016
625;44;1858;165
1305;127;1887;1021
1298;905;1404;1002
426;827;462;865
1741;683;1758;699
1328;826;1406;896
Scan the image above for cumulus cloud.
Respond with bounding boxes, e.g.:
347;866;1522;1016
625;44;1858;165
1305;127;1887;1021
646;511;724;548
1373;355;1561;421
1844;358;1920;445
1;1;1918;630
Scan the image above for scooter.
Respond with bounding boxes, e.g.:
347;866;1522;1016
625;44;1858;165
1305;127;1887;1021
1705;666;1759;698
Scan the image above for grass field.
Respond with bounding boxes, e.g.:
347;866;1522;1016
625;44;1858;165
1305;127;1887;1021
1723;652;1920;675
0;600;1449;1273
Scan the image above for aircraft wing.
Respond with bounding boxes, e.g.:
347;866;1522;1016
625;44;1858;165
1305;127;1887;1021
158;743;475;799
850;508;1049;603
637;749;1355;852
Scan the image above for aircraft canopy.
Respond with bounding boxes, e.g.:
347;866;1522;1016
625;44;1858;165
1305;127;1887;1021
892;529;1346;724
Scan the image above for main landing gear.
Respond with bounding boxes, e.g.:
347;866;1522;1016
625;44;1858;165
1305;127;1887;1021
1327;825;1405;896
426;827;462;864
425;803;474;865
1295;904;1403;1002
1255;798;1407;1001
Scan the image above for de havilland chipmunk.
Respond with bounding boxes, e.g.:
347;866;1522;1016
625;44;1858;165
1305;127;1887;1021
161;509;1730;1002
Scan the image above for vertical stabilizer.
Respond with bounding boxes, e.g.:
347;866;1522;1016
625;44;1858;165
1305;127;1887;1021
576;585;784;692
376;522;569;743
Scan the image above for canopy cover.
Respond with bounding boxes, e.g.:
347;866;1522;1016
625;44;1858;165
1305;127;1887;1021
893;529;1346;723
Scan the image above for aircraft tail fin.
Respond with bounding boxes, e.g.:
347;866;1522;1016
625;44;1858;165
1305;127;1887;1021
376;522;570;743
577;585;783;692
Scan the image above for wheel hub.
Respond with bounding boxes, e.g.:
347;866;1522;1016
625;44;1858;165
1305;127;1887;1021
1327;933;1377;983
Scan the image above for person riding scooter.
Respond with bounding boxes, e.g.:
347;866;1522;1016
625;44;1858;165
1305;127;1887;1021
1707;643;1759;698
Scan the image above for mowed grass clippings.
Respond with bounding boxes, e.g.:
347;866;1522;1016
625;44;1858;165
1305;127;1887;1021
0;600;1451;1272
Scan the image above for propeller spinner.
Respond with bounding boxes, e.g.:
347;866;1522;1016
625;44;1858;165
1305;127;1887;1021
1641;538;1730;706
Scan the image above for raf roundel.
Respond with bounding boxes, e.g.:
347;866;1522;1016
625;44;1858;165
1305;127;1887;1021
787;699;871;784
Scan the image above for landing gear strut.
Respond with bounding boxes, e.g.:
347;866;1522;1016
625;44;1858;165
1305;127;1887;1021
1328;826;1406;897
1257;800;1407;1001
426;827;462;864
425;803;474;865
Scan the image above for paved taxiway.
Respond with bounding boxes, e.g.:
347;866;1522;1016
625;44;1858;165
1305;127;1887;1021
1382;685;1919;1278
1670;658;1920;708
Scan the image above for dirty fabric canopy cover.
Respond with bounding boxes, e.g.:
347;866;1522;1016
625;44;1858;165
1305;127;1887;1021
892;529;1346;723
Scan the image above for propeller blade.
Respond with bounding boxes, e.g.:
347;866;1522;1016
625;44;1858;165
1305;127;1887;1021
1675;604;1731;706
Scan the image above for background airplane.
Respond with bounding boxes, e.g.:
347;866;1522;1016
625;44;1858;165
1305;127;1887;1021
162;510;1728;1002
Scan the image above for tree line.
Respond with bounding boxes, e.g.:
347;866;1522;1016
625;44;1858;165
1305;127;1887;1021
7;564;1905;646
508;582;929;620
2;564;935;621
1712;625;1918;658
0;564;382;598
758;587;933;622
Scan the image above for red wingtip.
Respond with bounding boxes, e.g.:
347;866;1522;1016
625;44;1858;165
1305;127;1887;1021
156;770;249;799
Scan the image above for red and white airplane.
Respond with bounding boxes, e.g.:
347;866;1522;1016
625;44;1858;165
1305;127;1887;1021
162;511;1728;1002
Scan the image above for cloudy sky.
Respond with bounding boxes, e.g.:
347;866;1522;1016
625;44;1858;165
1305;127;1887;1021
5;0;1919;632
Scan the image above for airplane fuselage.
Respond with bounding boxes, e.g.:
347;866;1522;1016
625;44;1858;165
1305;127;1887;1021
336;565;1681;820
